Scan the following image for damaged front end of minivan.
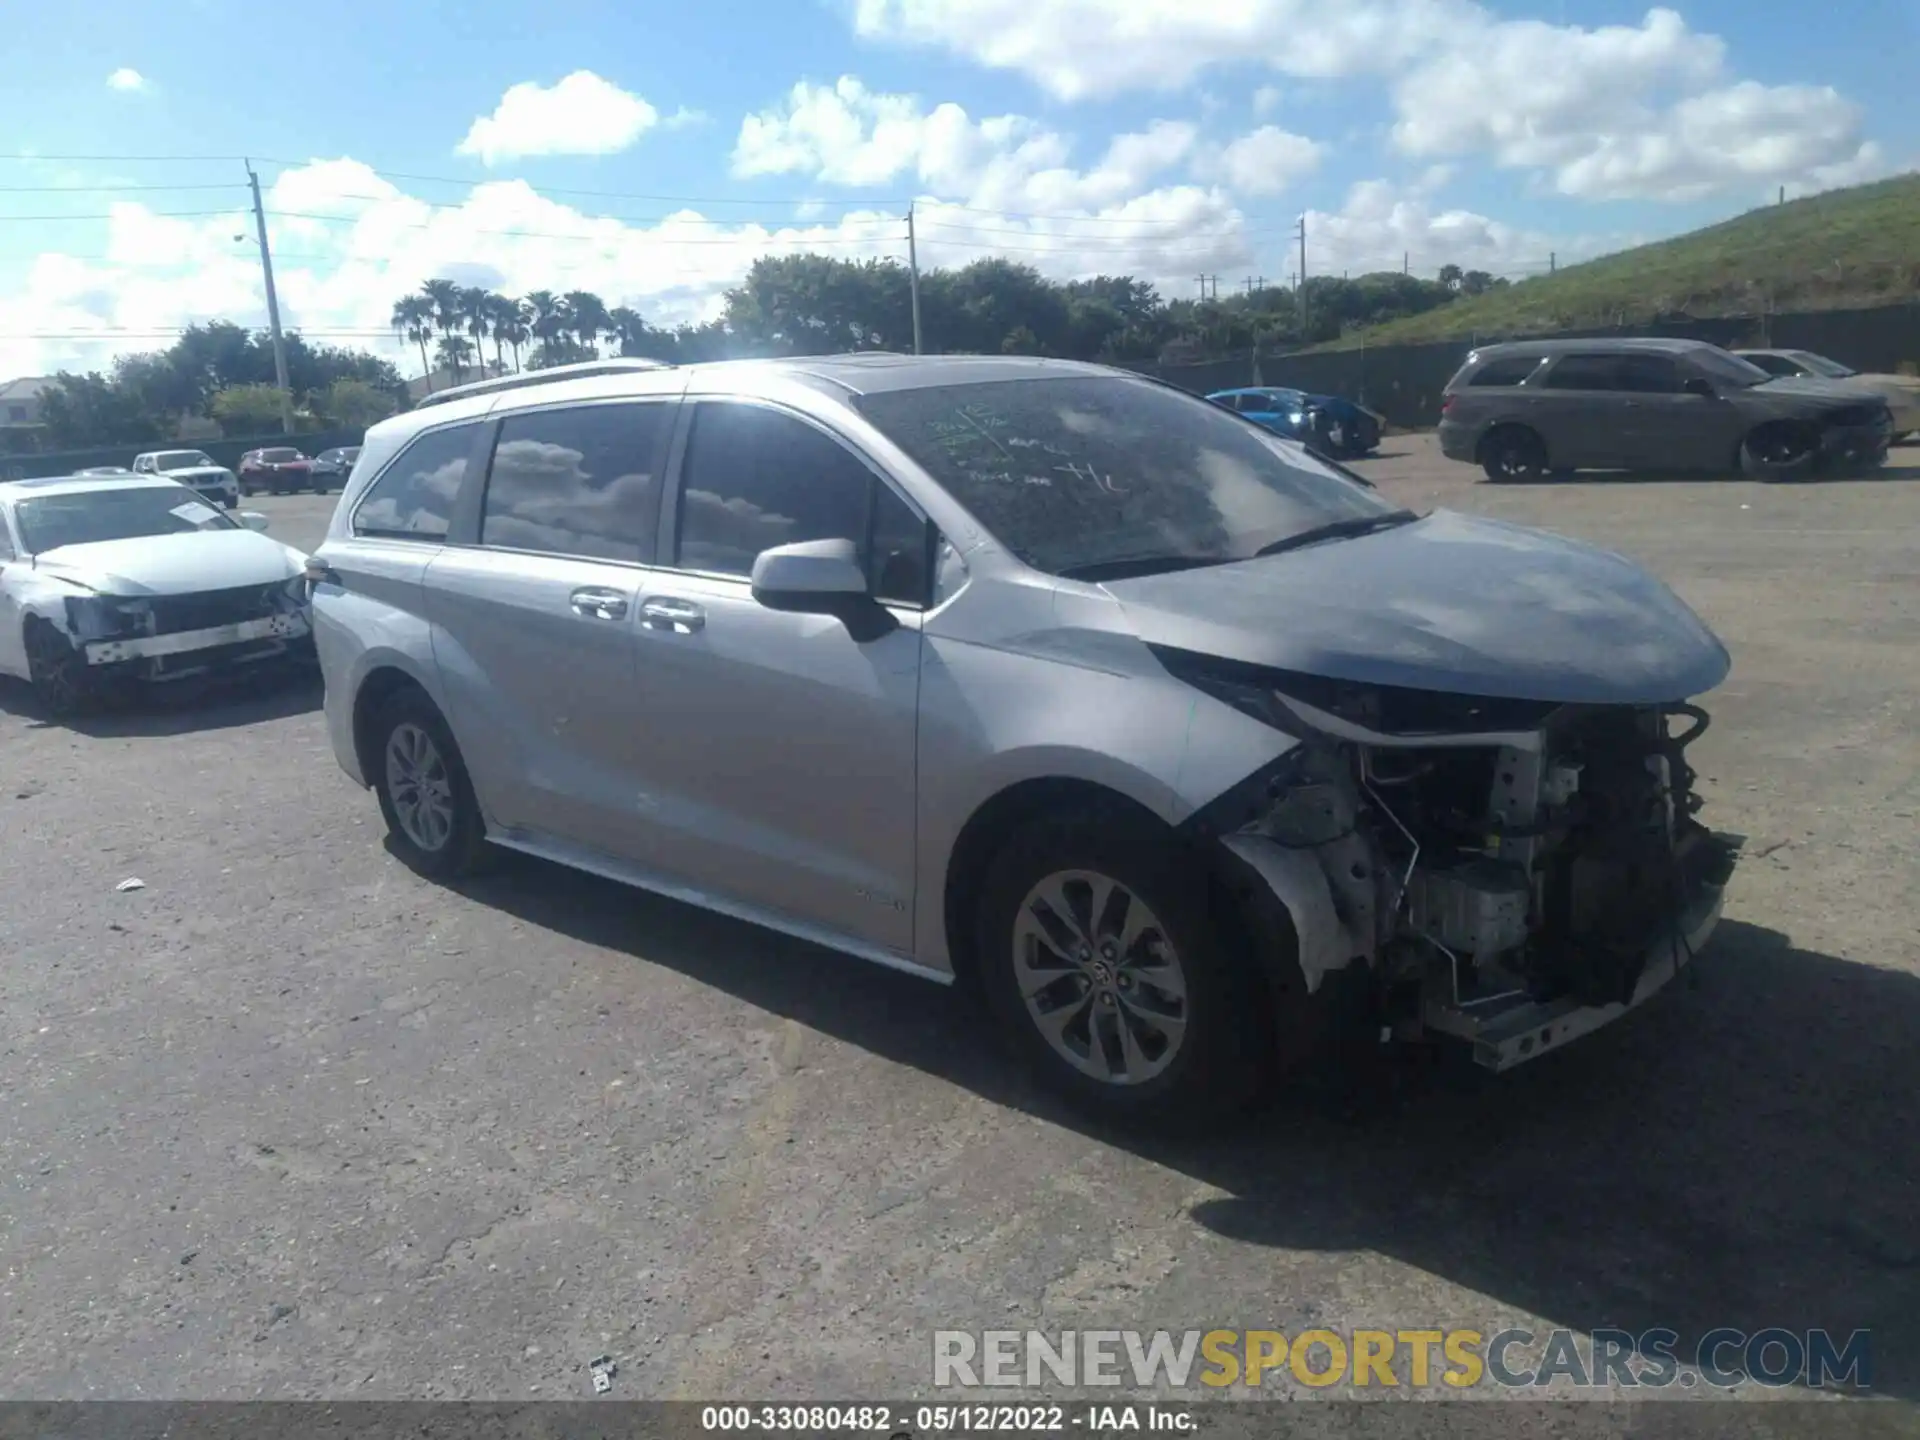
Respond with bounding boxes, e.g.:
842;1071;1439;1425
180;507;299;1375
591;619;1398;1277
1172;661;1741;1071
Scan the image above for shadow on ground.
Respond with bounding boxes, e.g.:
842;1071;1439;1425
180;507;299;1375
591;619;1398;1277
449;854;1915;1399
0;664;321;737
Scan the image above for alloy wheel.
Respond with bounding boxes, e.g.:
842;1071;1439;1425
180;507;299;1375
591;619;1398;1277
1011;869;1189;1086
385;721;456;853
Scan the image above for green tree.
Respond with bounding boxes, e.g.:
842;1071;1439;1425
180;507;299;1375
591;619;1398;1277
38;372;164;447
313;378;399;429
210;383;292;433
494;296;532;371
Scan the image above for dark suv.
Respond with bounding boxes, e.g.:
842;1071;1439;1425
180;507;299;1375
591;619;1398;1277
1437;338;1893;482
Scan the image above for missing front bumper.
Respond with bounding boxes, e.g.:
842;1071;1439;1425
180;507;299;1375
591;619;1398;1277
84;612;310;666
1422;875;1729;1071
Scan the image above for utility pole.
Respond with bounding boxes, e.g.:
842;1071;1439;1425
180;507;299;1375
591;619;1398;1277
1295;214;1308;338
245;160;294;435
906;203;923;355
1403;251;1409;275
1550;251;1556;274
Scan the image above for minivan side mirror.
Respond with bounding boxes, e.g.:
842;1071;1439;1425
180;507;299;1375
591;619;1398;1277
1682;377;1718;399
751;538;867;601
750;538;897;640
240;511;271;532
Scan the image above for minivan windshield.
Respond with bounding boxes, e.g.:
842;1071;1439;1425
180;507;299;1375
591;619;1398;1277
853;376;1395;578
16;486;238;554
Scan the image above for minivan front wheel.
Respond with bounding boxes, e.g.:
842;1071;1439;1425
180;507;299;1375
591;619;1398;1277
1480;427;1547;483
976;812;1266;1123
371;690;489;878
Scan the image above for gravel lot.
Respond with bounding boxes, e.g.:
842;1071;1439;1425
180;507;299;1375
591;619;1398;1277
3;439;1917;1408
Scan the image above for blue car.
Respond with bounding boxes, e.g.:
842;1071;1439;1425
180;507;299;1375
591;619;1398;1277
1207;387;1383;459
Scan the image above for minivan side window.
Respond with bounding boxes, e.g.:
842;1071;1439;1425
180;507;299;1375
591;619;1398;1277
1468;355;1545;387
1613;355;1682;393
480;402;668;563
674;401;931;604
1539;354;1627;390
354;422;479;539
1744;353;1797;378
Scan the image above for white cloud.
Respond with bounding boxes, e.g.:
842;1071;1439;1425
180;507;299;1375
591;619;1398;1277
853;0;1878;201
0;140;1268;382
456;71;660;166
1252;85;1283;117
106;68;147;92
1295;178;1607;283
1200;126;1322;196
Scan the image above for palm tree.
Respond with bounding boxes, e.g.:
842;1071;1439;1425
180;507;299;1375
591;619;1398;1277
483;293;515;372
420;278;464;374
562;290;611;359
458;287;494;376
496;297;532;371
435;334;475;378
525;290;566;347
389;296;435;391
607;305;649;358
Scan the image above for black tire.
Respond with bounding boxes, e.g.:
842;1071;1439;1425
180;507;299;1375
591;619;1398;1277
224;495;238;510
240;481;255;497
1479;426;1547;483
975;809;1269;1126
368;688;491;879
1739;425;1820;483
23;618;91;718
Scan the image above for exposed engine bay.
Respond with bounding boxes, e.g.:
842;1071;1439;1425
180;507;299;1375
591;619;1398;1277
1202;674;1742;1070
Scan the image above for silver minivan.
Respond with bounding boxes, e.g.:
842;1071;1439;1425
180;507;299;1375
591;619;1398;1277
310;355;1740;1123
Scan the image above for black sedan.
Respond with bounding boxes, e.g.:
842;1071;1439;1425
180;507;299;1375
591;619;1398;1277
309;446;362;494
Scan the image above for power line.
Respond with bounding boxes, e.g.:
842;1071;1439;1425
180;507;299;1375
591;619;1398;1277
0;182;250;194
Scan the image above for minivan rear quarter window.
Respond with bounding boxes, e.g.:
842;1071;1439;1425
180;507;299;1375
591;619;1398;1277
481;402;668;563
354;422;479;539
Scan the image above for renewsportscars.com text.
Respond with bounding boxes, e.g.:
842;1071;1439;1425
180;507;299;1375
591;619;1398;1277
932;1328;1871;1391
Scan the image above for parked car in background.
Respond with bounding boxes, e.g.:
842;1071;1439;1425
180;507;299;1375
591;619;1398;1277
1208;387;1383;459
0;475;312;716
131;449;240;509
310;355;1738;1123
1734;349;1920;442
238;447;316;495
1437;338;1893;483
310;446;362;492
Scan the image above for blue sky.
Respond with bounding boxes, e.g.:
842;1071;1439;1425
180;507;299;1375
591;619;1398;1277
0;0;1910;378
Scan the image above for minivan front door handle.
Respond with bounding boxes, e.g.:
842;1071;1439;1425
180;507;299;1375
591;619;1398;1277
640;596;705;633
570;587;630;621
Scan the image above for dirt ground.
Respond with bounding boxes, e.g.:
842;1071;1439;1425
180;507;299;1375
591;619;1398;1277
1;436;1915;1413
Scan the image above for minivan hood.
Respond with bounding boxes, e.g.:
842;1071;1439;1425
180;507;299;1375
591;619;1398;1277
1105;510;1729;705
33;530;303;596
161;467;233;481
1749;376;1885;404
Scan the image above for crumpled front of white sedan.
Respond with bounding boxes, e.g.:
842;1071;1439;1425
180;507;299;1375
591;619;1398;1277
0;476;313;716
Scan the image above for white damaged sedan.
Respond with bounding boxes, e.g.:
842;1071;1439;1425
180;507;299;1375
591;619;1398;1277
0;474;313;715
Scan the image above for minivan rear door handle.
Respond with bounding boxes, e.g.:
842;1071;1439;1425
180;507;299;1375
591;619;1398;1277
640;596;705;633
570;586;631;621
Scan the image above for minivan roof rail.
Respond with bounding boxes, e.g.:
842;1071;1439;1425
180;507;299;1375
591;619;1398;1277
414;357;675;409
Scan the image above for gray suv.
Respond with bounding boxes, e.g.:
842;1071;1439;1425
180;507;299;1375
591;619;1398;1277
310;355;1740;1123
1438;338;1893;482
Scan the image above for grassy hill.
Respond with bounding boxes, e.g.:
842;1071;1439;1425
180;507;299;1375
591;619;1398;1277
1322;172;1920;350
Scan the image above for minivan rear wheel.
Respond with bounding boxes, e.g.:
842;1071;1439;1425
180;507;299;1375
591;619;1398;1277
1480;427;1548;483
976;811;1267;1125
370;689;491;878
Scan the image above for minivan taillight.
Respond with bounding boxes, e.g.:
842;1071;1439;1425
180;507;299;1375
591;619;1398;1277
1440;395;1455;414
